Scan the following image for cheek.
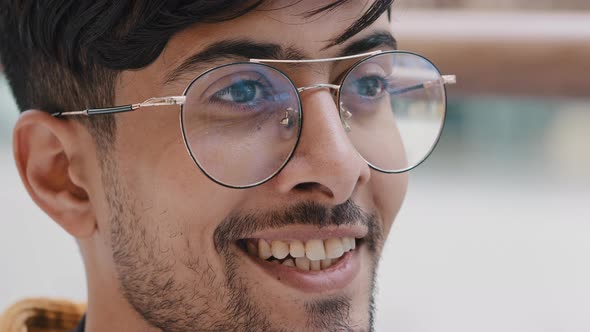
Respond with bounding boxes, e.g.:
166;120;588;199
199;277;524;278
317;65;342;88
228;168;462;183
111;108;250;267
370;171;408;236
132;131;246;253
115;110;230;219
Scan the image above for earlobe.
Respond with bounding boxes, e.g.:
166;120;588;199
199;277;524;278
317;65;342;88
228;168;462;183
13;110;96;238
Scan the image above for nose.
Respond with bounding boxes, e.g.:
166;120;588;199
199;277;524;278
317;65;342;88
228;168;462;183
271;89;371;204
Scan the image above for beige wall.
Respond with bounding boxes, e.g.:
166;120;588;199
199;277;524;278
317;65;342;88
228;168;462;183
404;0;590;11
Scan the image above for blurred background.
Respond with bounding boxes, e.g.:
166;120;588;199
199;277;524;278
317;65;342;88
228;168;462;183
1;1;589;331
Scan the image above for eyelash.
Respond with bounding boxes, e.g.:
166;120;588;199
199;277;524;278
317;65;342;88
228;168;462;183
208;75;273;111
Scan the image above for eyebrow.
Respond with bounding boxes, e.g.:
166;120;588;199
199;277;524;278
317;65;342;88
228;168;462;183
164;30;397;84
339;31;397;57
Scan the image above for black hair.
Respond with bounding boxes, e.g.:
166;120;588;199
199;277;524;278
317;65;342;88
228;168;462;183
0;0;392;149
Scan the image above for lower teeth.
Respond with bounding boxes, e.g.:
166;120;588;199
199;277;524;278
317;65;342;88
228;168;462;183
265;256;339;271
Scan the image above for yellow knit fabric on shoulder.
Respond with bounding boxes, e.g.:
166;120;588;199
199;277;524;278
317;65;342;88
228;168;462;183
0;298;85;332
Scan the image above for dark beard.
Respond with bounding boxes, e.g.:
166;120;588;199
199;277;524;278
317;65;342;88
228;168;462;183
214;200;384;331
105;162;383;331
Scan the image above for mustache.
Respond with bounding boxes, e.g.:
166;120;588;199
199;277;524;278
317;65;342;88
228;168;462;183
214;200;382;254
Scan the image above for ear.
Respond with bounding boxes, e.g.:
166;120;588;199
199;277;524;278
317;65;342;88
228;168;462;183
13;110;96;238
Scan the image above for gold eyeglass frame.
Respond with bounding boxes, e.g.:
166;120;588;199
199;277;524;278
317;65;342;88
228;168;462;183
52;50;456;189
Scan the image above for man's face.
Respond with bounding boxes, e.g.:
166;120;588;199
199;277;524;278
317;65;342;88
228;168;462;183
89;2;407;331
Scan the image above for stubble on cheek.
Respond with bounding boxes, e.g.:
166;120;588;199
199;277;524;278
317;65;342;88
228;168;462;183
106;174;276;331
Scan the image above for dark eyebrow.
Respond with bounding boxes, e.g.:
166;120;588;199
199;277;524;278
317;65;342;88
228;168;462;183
164;40;304;84
165;31;397;85
338;30;397;57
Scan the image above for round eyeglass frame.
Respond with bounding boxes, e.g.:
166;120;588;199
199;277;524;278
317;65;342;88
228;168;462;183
179;50;449;189
336;50;449;175
179;61;304;189
51;50;454;190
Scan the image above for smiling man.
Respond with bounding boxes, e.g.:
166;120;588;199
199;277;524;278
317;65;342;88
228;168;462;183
0;1;453;331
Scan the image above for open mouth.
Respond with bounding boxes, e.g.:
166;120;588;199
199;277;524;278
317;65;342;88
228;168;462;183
233;226;368;292
237;237;361;272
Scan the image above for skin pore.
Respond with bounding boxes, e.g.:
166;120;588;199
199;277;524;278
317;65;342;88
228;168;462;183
13;1;407;331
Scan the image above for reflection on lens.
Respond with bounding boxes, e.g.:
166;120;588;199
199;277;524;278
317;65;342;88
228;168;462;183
181;63;301;188
339;52;446;173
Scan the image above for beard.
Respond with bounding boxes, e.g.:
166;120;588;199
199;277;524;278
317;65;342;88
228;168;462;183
103;160;384;331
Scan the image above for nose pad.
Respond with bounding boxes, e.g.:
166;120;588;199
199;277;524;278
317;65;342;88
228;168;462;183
279;110;291;127
339;103;353;133
279;107;298;141
279;107;295;128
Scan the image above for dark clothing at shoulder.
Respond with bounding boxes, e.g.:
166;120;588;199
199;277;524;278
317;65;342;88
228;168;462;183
72;315;85;332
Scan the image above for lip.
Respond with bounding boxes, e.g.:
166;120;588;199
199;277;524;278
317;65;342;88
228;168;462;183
238;241;362;293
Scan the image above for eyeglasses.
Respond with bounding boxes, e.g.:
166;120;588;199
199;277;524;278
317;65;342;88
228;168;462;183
54;50;456;189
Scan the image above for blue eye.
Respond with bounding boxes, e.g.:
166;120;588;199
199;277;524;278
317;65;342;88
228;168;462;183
214;80;268;105
354;75;387;98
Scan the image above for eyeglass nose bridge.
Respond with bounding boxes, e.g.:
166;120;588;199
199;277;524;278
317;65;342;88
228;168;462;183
297;83;340;93
294;83;354;133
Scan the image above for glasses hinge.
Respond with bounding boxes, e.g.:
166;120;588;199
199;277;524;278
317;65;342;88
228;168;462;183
442;75;457;85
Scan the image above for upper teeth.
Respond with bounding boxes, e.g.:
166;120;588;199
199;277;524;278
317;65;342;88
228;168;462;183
246;237;357;270
271;240;289;259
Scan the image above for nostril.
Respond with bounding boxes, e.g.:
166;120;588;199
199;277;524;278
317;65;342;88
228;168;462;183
294;182;319;191
293;182;334;198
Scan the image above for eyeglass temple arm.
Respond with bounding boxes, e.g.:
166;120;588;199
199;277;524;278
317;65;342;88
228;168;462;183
52;96;187;117
387;75;456;95
53;73;456;116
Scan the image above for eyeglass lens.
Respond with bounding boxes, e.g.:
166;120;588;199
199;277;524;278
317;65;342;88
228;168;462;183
181;52;446;188
181;63;302;188
340;52;446;173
